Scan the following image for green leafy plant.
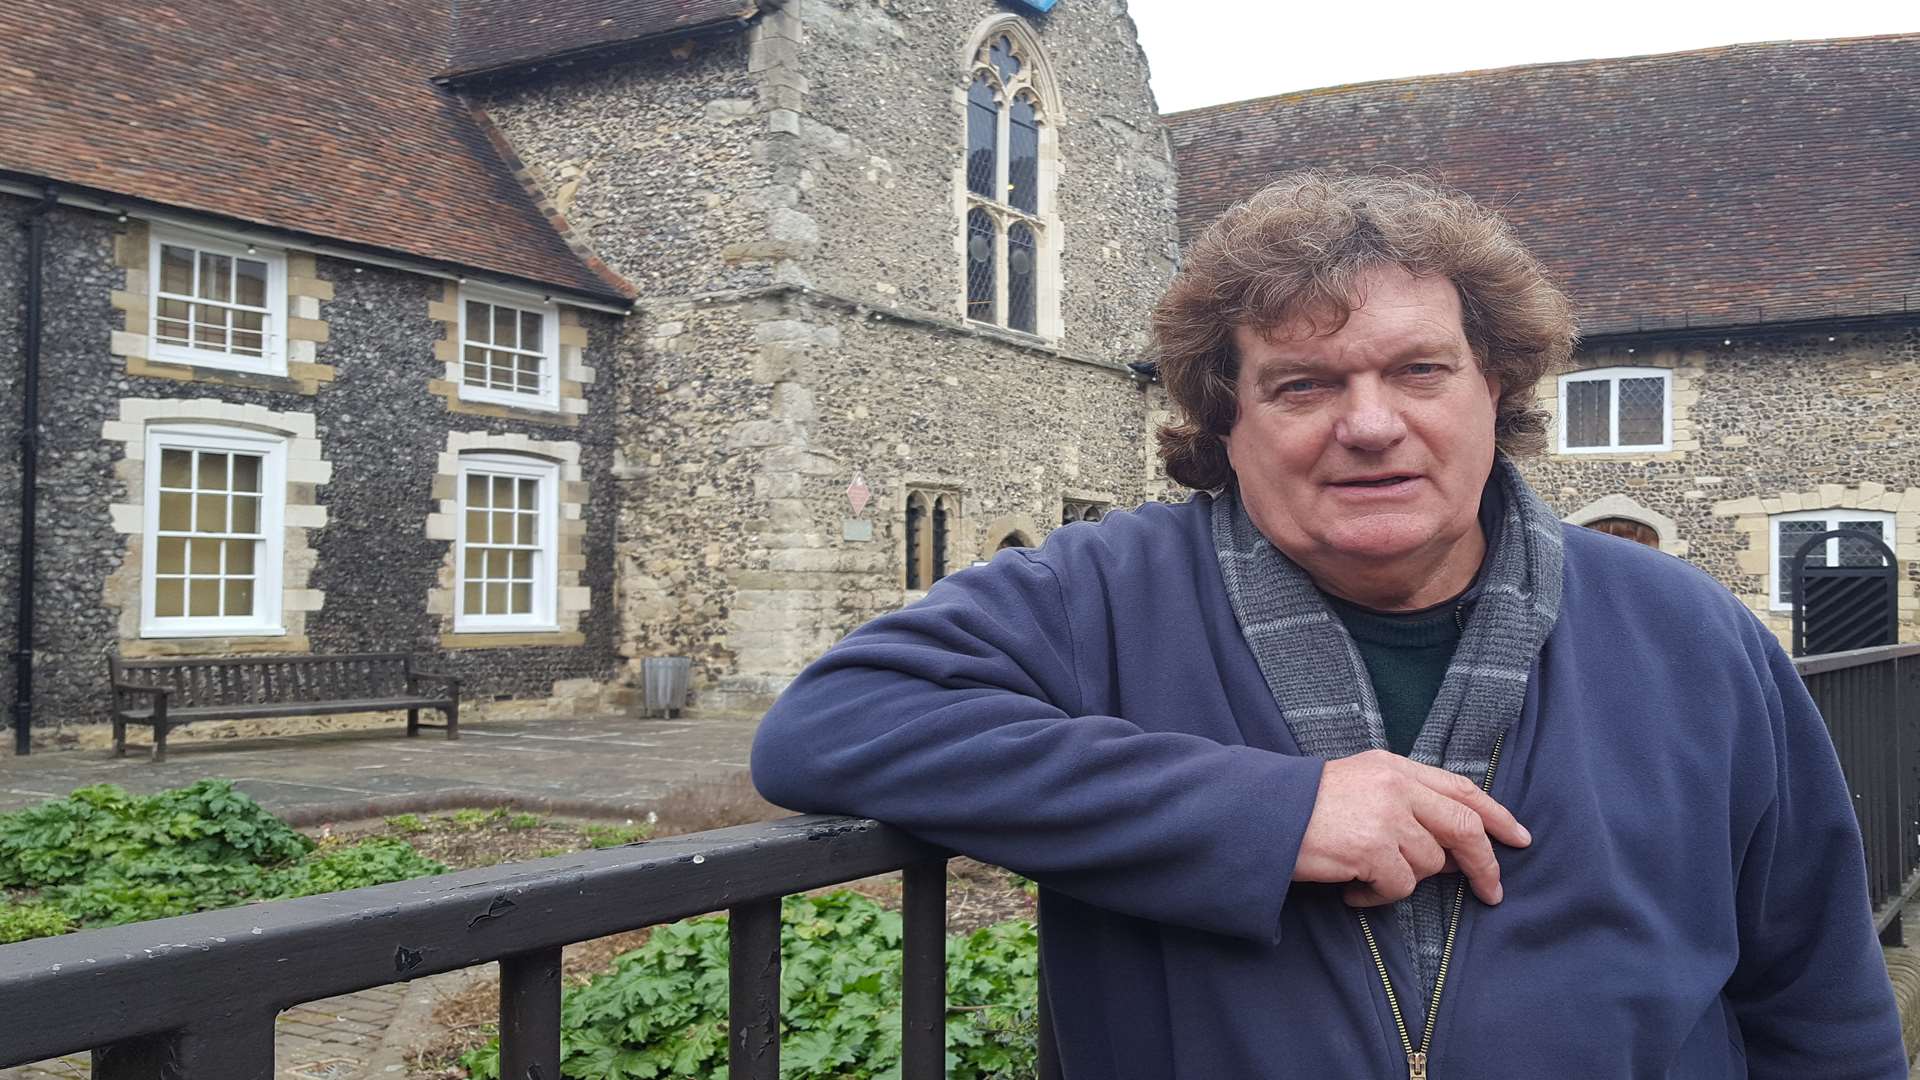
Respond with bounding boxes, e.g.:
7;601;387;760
461;890;1038;1080
0;902;74;944
0;781;446;940
582;821;653;849
450;809;491;830
385;813;428;834
506;813;543;831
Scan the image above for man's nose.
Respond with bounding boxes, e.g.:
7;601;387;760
1333;381;1407;451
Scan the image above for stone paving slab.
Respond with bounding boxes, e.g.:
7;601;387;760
0;714;759;1078
0;714;759;818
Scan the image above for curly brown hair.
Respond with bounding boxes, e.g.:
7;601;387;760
1152;171;1577;490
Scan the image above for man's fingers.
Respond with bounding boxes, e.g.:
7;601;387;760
1410;786;1504;905
1406;760;1532;849
1344;856;1418;908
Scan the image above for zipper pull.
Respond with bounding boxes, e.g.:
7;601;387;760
1408;1051;1429;1079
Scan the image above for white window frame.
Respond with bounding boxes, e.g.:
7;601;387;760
454;453;560;633
148;226;288;376
140;424;287;638
1768;508;1897;611
456;286;561;413
1556;367;1673;453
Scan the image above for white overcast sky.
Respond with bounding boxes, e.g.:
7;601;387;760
1127;1;1918;113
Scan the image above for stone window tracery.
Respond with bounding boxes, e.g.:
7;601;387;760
906;489;957;590
1062;499;1108;526
959;24;1058;337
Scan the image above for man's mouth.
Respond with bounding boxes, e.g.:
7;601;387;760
1330;474;1419;488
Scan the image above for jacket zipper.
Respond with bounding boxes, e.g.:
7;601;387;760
1355;725;1506;1080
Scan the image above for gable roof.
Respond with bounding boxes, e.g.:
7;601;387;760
0;0;632;304
1167;35;1920;337
441;0;761;83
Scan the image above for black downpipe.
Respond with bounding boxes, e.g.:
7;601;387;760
14;188;55;755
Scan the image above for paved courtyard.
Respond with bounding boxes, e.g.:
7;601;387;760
0;713;761;1079
0;714;760;820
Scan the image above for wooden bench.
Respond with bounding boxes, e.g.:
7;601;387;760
107;653;461;762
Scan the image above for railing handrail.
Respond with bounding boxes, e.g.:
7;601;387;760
0;814;946;1070
1794;642;1920;677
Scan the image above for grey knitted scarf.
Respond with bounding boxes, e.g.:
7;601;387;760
1211;455;1563;1011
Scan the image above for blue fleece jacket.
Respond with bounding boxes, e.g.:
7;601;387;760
751;495;1905;1079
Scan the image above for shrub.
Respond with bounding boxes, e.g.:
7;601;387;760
0;781;446;941
385;813;428;834
461;891;1038;1080
582;822;652;849
0;902;74;944
506;813;542;831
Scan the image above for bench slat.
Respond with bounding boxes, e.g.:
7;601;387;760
169;697;453;722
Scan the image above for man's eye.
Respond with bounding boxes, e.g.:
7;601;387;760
1277;380;1319;395
1404;363;1443;377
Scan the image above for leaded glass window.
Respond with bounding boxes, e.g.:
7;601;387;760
961;27;1053;336
1769;511;1894;610
149;229;286;374
1007;222;1037;334
967;209;996;323
1558;368;1671;452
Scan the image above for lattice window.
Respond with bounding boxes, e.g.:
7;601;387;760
1558;368;1671;452
906;489;958;590
459;288;559;412
141;425;286;637
1769;510;1894;610
457;454;559;630
150;229;287;374
1062;499;1108;526
960;27;1054;337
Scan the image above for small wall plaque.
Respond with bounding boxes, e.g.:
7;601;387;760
843;519;875;542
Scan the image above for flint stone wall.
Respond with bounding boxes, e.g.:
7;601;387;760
0;192;627;731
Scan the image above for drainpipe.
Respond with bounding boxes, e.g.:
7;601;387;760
13;187;55;755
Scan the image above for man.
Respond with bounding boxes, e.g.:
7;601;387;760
752;173;1905;1078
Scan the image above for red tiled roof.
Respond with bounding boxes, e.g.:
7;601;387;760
1167;36;1920;336
0;0;632;303
442;0;759;82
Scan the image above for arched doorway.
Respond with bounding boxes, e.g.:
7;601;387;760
1584;516;1660;548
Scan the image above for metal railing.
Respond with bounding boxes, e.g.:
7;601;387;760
1797;643;1920;942
0;815;1045;1080
1;650;1912;1075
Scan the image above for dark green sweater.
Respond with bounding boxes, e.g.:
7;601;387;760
1325;594;1466;756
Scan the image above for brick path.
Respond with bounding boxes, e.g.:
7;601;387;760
0;714;760;1078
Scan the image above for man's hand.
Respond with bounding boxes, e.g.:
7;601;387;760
1293;749;1532;907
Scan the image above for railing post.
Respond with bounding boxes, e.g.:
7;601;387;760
729;897;782;1080
901;861;947;1080
93;1013;275;1080
499;946;563;1079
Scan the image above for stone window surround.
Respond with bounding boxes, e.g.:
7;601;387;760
981;512;1040;554
1712;483;1920;635
1564;494;1688;557
428;281;593;427
1556;366;1673;453
903;486;962;591
1536;351;1701;462
101;399;331;657
952;14;1065;343
426;432;592;649
111;219;337;395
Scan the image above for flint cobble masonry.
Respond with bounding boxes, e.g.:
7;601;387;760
0;193;628;732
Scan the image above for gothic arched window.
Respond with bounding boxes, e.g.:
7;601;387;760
959;24;1058;337
906;489;959;590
